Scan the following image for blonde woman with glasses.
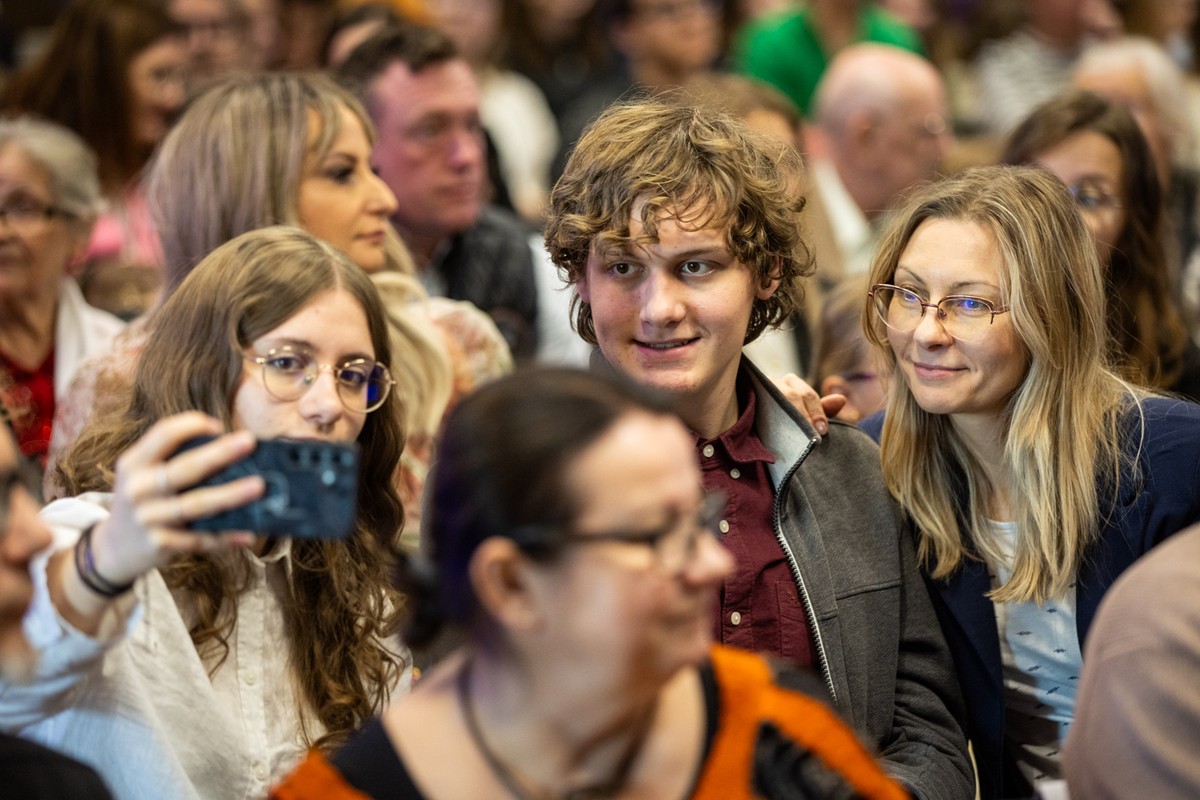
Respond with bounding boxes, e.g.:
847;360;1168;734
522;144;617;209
0;227;410;799
860;165;1200;800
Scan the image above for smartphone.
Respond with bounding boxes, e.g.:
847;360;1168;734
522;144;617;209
177;437;360;539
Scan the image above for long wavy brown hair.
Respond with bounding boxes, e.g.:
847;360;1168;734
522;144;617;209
1002;90;1192;392
57;227;407;749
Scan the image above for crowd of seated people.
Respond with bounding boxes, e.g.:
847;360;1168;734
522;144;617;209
2;2;1200;798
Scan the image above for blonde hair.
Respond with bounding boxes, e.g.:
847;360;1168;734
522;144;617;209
370;272;454;443
147;71;410;295
865;166;1142;603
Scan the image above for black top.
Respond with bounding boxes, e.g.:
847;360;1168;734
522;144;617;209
0;732;114;799
331;664;722;800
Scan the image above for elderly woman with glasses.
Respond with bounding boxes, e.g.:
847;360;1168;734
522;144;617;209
0;226;410;799
0;118;123;470
1001;89;1200;401
274;367;907;800
860;165;1200;800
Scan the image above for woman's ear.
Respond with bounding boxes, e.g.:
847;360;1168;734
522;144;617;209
468;537;545;633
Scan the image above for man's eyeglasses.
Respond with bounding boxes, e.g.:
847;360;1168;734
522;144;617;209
869;283;1010;343
509;491;727;575
245;346;395;414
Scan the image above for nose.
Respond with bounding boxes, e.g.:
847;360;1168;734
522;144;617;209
911;303;953;348
638;270;687;328
448;125;484;171
368;171;398;217
297;368;347;428
681;533;734;587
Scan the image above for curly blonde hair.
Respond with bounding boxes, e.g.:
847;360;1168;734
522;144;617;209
544;98;812;345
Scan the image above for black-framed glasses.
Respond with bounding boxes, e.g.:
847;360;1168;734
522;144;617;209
245;346;394;413
509;491;727;575
1067;179;1123;214
0;196;66;232
869;283;1009;343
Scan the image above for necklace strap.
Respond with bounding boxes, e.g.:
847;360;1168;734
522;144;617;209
455;661;654;800
457;661;539;800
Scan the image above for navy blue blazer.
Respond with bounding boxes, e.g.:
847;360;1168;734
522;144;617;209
862;397;1200;799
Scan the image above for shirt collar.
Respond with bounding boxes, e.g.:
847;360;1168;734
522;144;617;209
694;371;776;465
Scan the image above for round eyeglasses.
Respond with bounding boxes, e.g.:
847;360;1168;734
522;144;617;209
245;346;394;413
869;284;1009;343
508;491;727;575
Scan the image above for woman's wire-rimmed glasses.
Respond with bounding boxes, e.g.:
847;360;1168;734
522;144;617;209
508;491;728;575
1067;179;1123;215
869;283;1009;343
245;346;394;413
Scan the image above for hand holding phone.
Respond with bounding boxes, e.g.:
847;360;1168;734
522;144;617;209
178;437;360;539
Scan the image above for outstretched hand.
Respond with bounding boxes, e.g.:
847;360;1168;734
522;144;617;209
771;374;847;435
52;413;266;630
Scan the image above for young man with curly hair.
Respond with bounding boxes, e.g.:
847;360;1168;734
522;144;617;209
544;98;972;800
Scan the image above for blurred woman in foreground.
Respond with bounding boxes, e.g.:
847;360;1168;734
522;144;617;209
274;368;905;800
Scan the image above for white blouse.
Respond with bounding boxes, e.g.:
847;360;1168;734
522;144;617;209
0;493;411;800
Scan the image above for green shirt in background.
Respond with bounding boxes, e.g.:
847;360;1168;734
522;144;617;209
735;5;923;118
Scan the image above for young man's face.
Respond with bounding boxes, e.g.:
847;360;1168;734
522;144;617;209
579;199;778;433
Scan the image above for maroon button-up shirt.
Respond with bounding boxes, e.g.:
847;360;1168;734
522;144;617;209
697;378;815;668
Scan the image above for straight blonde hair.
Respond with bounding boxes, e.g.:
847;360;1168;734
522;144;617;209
865;167;1142;603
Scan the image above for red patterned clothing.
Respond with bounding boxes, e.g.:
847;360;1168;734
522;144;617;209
0;348;55;465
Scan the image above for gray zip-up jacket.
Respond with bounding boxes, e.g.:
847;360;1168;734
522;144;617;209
747;362;972;800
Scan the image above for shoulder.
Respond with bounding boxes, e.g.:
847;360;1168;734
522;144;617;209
701;646;907;800
57;279;124;339
1124;396;1200;461
325;717;422;799
858;411;885;444
0;733;114;800
467;206;537;250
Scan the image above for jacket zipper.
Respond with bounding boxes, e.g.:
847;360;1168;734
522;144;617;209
772;434;838;706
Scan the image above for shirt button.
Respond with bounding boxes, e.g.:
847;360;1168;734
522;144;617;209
718;519;730;534
730;611;742;625
730;468;741;479
244;671;258;685
254;763;268;781
702;444;715;458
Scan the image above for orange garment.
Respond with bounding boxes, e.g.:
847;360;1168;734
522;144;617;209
273;645;908;800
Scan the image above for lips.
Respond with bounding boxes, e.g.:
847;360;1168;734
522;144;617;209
637;338;697;351
912;362;964;379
